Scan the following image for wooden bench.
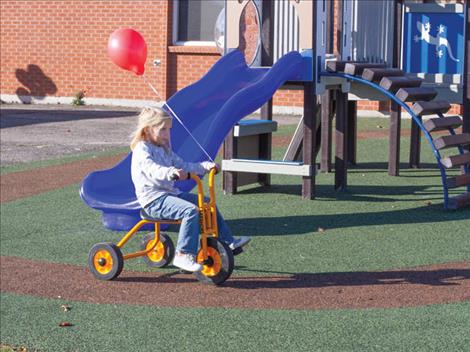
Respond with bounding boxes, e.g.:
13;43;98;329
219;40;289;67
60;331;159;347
222;119;277;194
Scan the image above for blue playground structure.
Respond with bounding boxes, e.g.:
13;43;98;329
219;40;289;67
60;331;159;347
81;0;469;231
80;50;307;230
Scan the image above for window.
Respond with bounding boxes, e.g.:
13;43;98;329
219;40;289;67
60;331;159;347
174;0;224;45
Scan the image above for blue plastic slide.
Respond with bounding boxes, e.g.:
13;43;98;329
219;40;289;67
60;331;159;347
80;49;304;230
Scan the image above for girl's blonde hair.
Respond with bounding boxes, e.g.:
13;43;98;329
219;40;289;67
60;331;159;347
130;107;172;150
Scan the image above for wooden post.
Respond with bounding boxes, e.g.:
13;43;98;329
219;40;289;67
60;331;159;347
301;0;318;199
335;91;349;190
336;0;343;55
389;0;403;176
302;82;318;199
347;101;357;165
259;0;275;186
389;102;401;175
407;0;421;168
320;0;336;172
409;117;422;168
223;132;237;195
464;0;470;141
409;51;421;172
320;90;333;172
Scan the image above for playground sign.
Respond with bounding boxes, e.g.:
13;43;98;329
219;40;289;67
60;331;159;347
403;4;465;75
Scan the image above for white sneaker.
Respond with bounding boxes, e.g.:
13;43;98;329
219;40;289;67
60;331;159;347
173;253;203;272
228;236;251;250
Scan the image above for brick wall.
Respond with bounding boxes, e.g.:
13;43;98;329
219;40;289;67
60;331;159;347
0;0;171;102
0;0;464;115
167;48;220;95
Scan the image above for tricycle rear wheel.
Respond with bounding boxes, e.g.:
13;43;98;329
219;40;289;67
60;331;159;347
88;242;124;280
141;233;175;268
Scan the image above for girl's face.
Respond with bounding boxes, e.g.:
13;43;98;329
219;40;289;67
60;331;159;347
146;119;172;147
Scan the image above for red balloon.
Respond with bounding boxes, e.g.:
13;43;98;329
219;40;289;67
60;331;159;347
108;28;147;76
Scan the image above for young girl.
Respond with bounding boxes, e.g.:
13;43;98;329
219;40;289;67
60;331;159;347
130;107;250;272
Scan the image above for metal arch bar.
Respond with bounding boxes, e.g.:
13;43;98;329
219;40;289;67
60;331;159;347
320;71;454;208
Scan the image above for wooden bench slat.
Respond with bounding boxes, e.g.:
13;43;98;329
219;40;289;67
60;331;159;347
234;120;278;137
424;116;463;133
447;174;470;188
362;68;404;82
326;61;366;72
222;159;313;176
379;76;423;93
448;192;470;210
411;100;451;116
395;87;437;102
441;152;470;168
434;133;470;150
344;63;387;76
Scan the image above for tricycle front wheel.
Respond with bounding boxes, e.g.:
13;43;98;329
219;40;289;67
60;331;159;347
194;237;234;285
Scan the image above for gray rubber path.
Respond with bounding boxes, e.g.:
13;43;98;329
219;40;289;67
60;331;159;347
0;103;301;166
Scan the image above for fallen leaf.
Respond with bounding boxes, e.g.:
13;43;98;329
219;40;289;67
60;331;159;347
59;322;73;327
0;345;28;352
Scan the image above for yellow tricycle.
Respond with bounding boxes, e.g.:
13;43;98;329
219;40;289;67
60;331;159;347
87;168;235;285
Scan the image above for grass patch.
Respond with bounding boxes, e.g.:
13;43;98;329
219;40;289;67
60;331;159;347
270;115;412;138
1;118;469;351
1;134;468;275
1;293;470;352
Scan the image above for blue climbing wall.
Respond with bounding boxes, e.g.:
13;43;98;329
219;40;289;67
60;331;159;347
403;11;464;74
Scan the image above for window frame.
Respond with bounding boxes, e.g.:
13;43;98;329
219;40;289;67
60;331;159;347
172;0;219;47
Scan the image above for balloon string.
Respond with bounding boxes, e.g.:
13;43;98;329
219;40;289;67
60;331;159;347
141;76;214;163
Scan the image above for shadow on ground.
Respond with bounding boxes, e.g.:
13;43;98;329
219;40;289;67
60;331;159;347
223;201;468;236
232;182;457;201
116;267;470;289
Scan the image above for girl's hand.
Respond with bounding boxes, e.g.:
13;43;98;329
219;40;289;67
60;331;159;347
174;169;190;180
201;161;219;174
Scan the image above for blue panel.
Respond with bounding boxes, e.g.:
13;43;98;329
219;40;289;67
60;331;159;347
80;50;304;230
403;12;464;74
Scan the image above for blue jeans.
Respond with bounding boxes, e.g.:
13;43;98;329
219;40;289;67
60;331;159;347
144;192;235;256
